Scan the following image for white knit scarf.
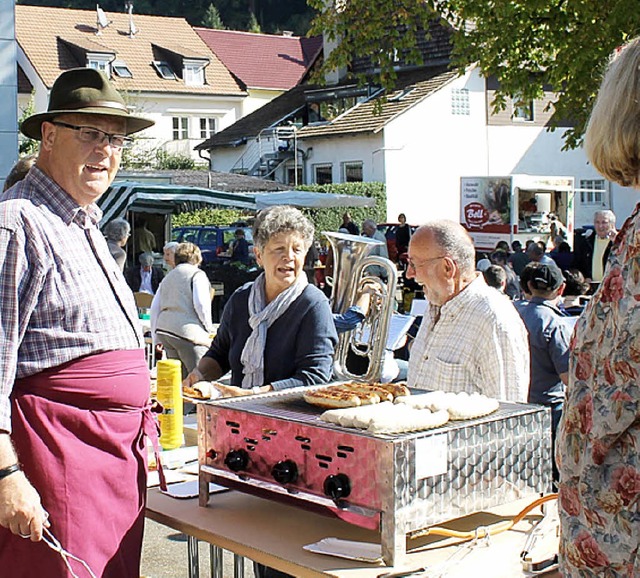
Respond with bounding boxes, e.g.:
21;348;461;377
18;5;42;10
240;272;308;388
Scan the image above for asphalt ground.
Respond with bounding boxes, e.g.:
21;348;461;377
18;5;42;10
141;518;256;578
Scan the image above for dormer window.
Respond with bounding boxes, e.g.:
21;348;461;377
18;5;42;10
184;60;206;87
153;61;176;80
87;54;112;76
112;60;133;78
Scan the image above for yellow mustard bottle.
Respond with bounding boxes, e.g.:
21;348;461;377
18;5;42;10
156;359;184;450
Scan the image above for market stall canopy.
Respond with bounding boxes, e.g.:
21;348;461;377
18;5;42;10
251;191;374;209
99;182;375;224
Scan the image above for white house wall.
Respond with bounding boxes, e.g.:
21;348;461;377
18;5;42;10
244;88;284;116
384;69;488;224
129;92;242;163
301;133;382;186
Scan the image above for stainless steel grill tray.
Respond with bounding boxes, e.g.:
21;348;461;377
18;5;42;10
198;387;552;565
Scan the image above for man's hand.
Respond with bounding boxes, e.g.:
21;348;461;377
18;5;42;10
182;367;204;390
0;471;49;541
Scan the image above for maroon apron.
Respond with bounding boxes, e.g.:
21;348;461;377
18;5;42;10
0;350;153;578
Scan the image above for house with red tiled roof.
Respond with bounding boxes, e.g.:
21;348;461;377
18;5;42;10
195;22;613;227
194;28;322;116
15;4;246;163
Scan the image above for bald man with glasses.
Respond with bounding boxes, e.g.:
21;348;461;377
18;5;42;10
405;220;529;402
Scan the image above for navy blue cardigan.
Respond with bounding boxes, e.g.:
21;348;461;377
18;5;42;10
205;283;337;389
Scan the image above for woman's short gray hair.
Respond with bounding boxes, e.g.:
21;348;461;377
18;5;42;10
252;205;314;251
103;218;131;243
421;220;476;276
174;242;202;266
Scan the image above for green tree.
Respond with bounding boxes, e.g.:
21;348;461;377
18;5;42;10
247;12;262;33
308;0;631;149
202;3;225;28
18;96;38;155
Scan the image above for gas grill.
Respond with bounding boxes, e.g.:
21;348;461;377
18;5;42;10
197;387;552;565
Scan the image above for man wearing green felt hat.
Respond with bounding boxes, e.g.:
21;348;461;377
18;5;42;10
0;68;157;577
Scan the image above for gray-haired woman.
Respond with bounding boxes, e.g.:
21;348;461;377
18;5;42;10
183;205;338;397
103;218;130;272
151;242;213;378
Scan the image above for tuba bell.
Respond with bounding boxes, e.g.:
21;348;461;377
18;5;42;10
324;231;398;383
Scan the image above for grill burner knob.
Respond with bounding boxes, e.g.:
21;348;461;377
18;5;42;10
323;473;351;500
271;460;298;485
224;449;249;472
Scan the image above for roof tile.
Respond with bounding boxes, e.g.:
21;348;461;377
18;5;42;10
195;28;322;90
16;4;244;96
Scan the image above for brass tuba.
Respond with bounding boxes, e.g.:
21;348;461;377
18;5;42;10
324;231;398;383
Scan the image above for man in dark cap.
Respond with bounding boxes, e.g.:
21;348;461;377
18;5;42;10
0;68;155;577
516;262;576;483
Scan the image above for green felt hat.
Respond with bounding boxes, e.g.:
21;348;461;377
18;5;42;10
21;67;154;140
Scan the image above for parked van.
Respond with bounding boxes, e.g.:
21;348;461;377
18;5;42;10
172;225;254;264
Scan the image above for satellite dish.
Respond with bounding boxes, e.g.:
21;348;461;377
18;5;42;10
128;3;138;37
96;5;112;33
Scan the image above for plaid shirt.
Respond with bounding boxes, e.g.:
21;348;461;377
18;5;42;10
0;167;142;431
407;276;529;402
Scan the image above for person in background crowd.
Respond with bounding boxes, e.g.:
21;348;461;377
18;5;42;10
303;239;319;285
549;213;568;241
362;218;390;280
512;262;537;313
132;216;156;257
125;252;164;295
494;240;511;253
527;242;555;266
151;242;212;379
508;240;531;276
0;67;155;578
395;213;412;258
230;228;250;265
476;257;492;273
103;218;130;272
406;220;529;401
162;241;179;270
550;239;574;271
183;205;337;399
341;211;359;235
559;268;591;316
490;250;521;299
2;154;37;192
574;209;617;283
516;262;575;484
483;264;507;294
556;38;640;577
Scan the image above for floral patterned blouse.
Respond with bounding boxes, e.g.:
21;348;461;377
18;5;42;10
557;204;640;577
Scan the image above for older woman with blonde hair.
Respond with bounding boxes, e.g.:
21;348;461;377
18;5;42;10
556;38;640;577
184;205;337;398
150;242;212;378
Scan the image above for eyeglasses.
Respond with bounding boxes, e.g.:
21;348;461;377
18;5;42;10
407;255;446;270
51;121;133;149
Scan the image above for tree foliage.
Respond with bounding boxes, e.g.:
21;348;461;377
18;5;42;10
309;0;635;149
202;3;225;29
17;0;316;35
172;182;386;241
